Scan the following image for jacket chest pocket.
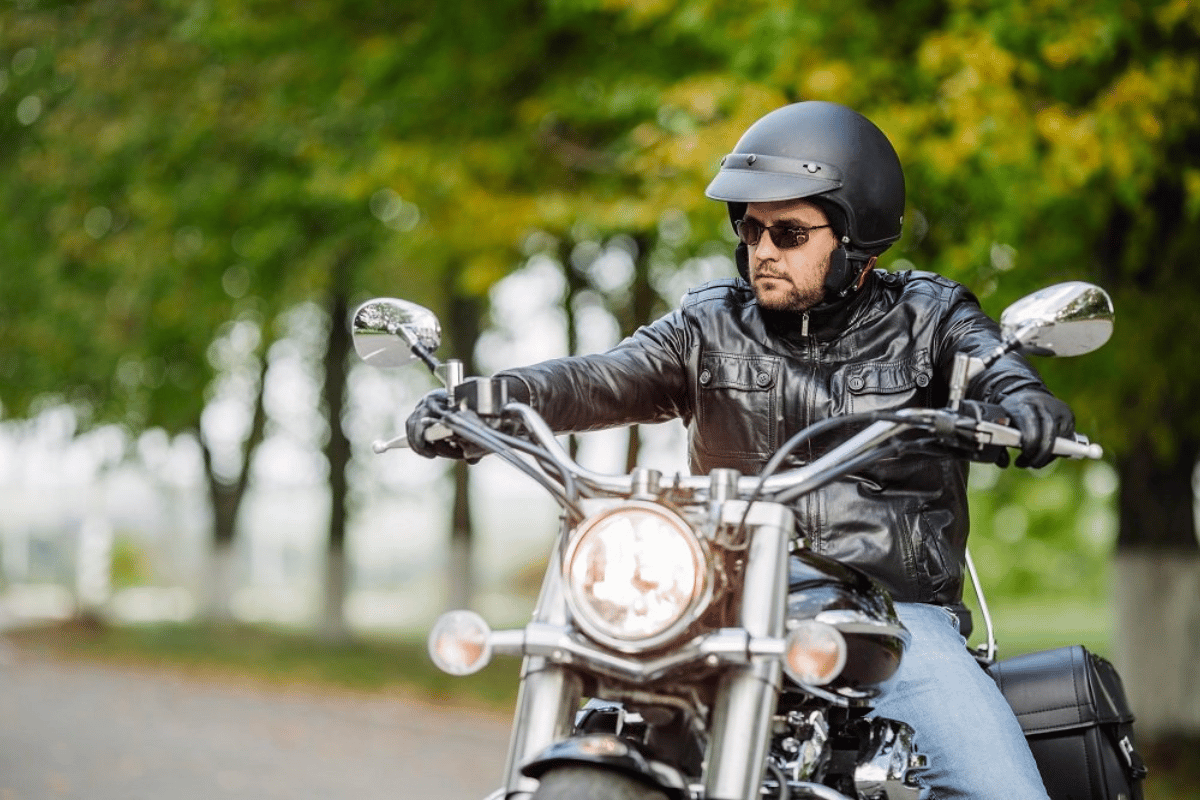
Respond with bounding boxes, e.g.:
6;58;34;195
837;350;933;415
696;353;782;460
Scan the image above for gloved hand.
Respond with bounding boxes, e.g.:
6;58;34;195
405;389;467;460
999;390;1075;469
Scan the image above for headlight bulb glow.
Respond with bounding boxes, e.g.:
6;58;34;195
565;502;708;652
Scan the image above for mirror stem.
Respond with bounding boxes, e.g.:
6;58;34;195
394;324;442;373
410;342;441;373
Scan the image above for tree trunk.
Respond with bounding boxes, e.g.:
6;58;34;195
561;238;583;460
320;270;353;642
1113;435;1200;739
205;538;238;622
445;292;483;611
198;354;269;620
622;233;656;472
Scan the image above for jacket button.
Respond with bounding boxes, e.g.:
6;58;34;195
755;372;771;387
699;369;712;385
916;373;930;387
849;376;865;391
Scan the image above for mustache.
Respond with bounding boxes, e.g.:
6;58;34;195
752;268;791;282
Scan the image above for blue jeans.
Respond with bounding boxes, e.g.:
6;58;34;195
870;603;1050;800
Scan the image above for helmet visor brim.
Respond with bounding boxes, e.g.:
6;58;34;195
704;154;843;204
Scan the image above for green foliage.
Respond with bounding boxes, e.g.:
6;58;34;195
109;535;155;590
3;1;1197;555
967;459;1118;599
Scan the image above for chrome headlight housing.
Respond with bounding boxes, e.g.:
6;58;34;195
564;501;710;653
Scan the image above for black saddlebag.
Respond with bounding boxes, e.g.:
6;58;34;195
987;645;1147;800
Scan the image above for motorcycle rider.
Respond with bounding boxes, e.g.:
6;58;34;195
407;101;1072;799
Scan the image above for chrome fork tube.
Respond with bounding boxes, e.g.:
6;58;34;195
503;536;582;798
705;500;791;800
503;657;582;797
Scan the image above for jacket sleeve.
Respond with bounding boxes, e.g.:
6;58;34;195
934;283;1054;403
495;309;694;434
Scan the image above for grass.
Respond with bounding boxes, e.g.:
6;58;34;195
8;616;1197;799
967;595;1115;659
6;617;521;711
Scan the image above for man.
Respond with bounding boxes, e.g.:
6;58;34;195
408;101;1073;798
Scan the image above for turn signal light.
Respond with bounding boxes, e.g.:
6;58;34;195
428;610;493;675
783;620;847;686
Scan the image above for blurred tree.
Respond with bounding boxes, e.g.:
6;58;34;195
865;1;1200;739
0;0;755;629
520;0;1200;737
3;0;1196;735
0;3;288;618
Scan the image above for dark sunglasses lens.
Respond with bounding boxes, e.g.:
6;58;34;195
772;228;804;248
737;219;807;249
736;219;762;246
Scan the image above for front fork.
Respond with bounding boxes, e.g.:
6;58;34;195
503;537;582;798
502;656;583;797
500;500;793;800
705;500;791;800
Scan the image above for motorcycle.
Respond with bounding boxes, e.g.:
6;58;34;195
351;281;1136;800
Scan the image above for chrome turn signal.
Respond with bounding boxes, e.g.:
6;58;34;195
783;620;847;686
428;610;493;675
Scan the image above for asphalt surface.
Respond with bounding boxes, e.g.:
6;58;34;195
0;643;511;800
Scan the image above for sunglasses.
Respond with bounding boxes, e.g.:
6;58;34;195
735;218;831;250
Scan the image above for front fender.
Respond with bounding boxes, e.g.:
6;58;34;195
520;734;687;797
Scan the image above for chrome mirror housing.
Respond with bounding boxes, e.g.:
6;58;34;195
352;298;442;367
999;281;1114;357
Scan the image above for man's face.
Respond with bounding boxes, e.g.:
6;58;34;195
743;199;838;313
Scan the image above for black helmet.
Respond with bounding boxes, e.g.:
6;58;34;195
706;101;905;292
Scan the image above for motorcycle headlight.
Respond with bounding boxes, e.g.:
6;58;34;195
564;501;709;653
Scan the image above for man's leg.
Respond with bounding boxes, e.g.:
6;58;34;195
871;602;1050;800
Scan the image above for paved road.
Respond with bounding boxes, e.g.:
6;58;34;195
0;644;511;800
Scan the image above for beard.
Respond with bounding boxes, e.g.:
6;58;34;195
750;253;831;313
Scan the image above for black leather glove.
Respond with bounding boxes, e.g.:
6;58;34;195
405;389;467;460
999;390;1075;469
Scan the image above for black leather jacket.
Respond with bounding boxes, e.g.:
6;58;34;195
500;270;1051;607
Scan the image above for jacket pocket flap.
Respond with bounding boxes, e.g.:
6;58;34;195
699;353;780;391
844;351;932;394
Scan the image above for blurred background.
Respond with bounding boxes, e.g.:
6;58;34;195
1;0;1197;795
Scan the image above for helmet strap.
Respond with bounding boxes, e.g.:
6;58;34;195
855;256;878;291
735;242;750;281
822;242;876;300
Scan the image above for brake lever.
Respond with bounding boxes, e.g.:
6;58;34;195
373;375;508;455
372;421;452;453
969;419;1103;460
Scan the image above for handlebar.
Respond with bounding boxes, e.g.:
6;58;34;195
378;394;1103;503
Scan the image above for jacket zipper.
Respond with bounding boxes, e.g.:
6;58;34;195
801;309;816;548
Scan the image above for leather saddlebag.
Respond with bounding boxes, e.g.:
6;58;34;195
987;645;1147;800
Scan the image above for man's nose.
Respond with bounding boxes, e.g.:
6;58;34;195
753;231;780;260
